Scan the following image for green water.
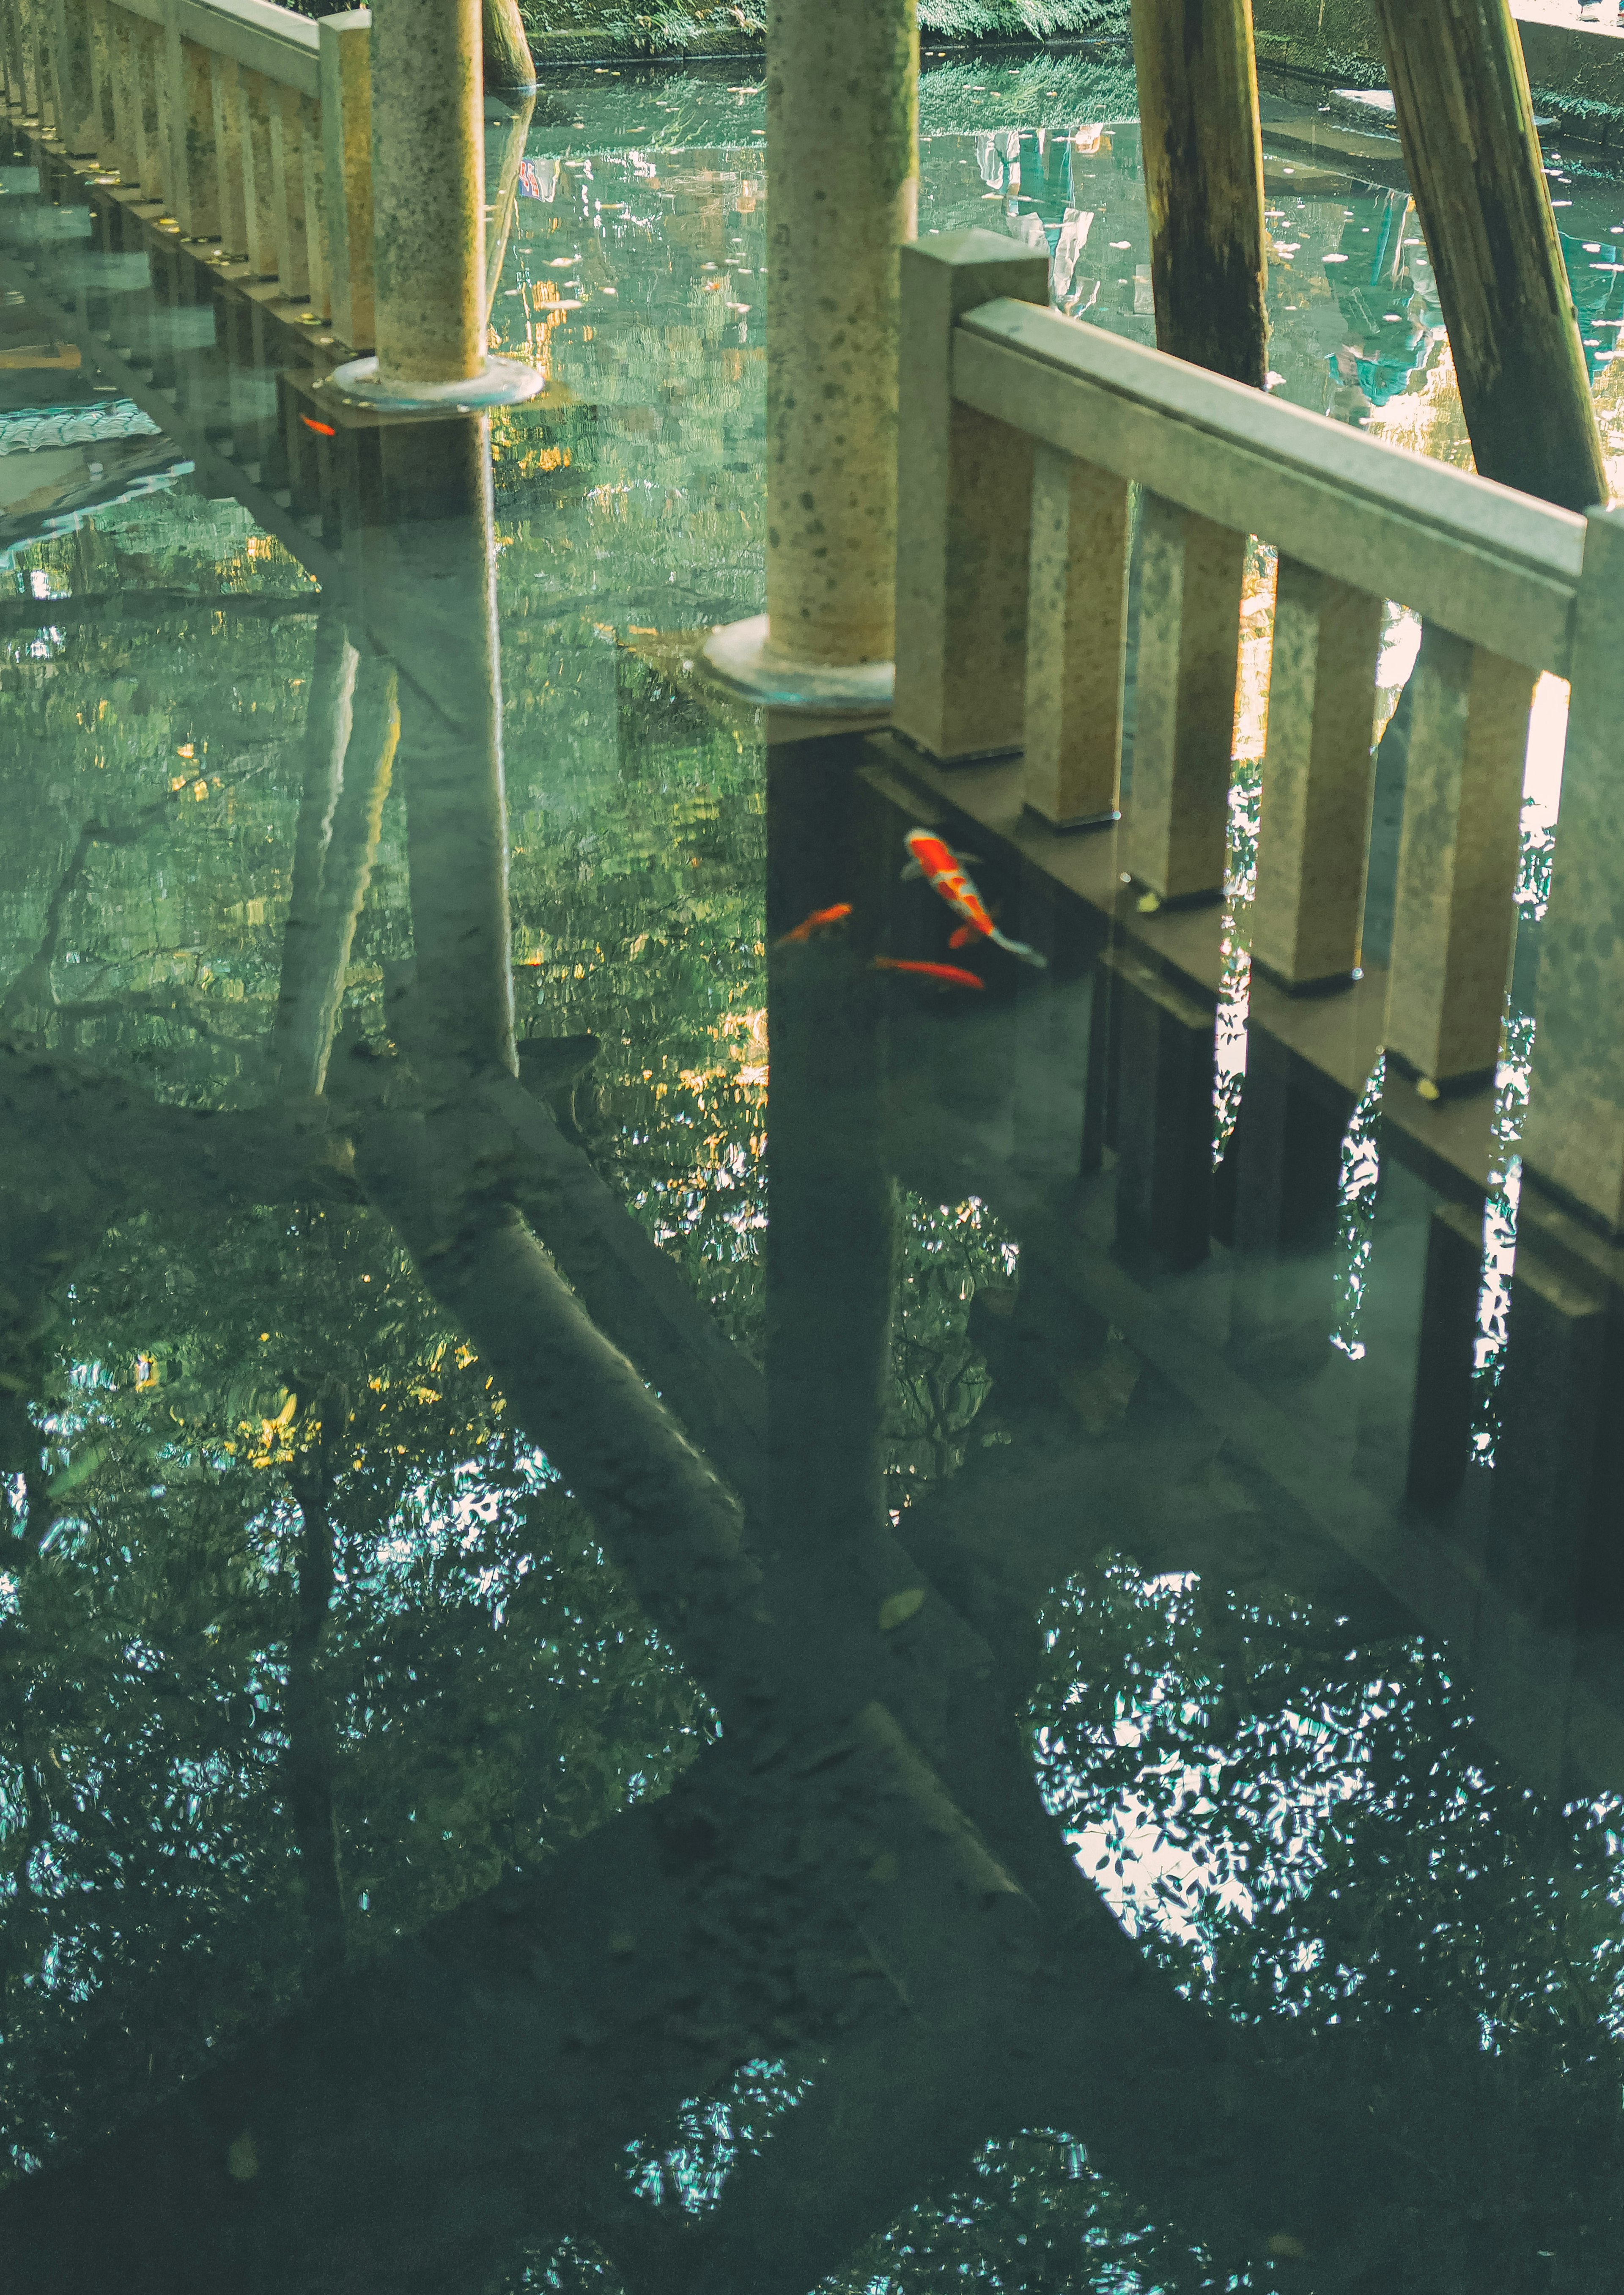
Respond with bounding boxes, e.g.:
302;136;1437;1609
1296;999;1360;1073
0;49;1621;2295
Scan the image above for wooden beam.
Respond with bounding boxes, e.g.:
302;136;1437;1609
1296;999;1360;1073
1372;0;1606;512
1129;0;1269;387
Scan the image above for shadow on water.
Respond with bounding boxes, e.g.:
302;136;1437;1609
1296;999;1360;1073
1;55;1624;2295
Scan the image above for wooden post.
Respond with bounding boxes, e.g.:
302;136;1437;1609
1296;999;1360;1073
1023;449;1131;829
1129;0;1268;387
891;229;1049;761
1372;0;1605;513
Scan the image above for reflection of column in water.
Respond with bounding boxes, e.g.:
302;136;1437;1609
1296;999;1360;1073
362;415;516;1083
271;613;399;1099
766;736;896;1556
484;91;537;324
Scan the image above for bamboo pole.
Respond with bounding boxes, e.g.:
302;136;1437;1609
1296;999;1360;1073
1371;0;1605;513
1129;0;1268;387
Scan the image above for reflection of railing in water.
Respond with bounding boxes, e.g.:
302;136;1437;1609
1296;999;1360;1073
881;225;1624;1782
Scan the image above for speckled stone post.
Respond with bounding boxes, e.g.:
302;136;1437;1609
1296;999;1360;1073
370;0;483;387
765;0;918;668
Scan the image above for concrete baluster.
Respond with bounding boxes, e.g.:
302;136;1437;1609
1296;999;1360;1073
300;94;326;316
1122;494;1247;905
0;0;19;112
269;81;309;301
208;50;246;253
47;0;96;153
1252;558;1387;988
235;65;277;276
1521;506;1624;1230
1023;445;1131;829
131;16;162;200
162;4;218;240
889;229;1049;759
107;5;139;181
1383;630;1534;1092
13;0;41;123
85;0;114;159
318;10;372;349
25;0;49;129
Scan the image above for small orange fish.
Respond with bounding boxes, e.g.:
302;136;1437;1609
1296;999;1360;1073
301;415;337;437
873;956;985;991
902;828;1047;968
777;901;853;944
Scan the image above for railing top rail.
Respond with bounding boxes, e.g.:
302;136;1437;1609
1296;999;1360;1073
952;295;1587;674
109;0;322;99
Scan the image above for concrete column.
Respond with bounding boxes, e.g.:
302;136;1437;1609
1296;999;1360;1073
704;0;918;710
323;0;540;411
371;0;483;386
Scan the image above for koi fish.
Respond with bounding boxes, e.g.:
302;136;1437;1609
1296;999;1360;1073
777;901;853;944
901;828;1048;968
300;415;337;437
873;956;985;991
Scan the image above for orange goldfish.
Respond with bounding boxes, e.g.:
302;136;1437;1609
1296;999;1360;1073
777;902;853;944
902;829;1047;967
873;956;986;991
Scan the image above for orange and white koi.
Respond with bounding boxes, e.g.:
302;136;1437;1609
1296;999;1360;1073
873;956;985;991
901;829;1047;967
776;901;853;944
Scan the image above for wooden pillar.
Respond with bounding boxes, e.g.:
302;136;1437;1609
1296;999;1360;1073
1129;0;1268;387
1372;0;1605;513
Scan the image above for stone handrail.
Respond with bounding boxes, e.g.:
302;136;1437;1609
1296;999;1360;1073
0;0;376;345
894;228;1624;1237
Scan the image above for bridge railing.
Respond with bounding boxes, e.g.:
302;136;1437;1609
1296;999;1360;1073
0;0;375;346
894;228;1624;1237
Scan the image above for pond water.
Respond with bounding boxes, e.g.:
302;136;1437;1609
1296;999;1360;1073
1;44;1624;2295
